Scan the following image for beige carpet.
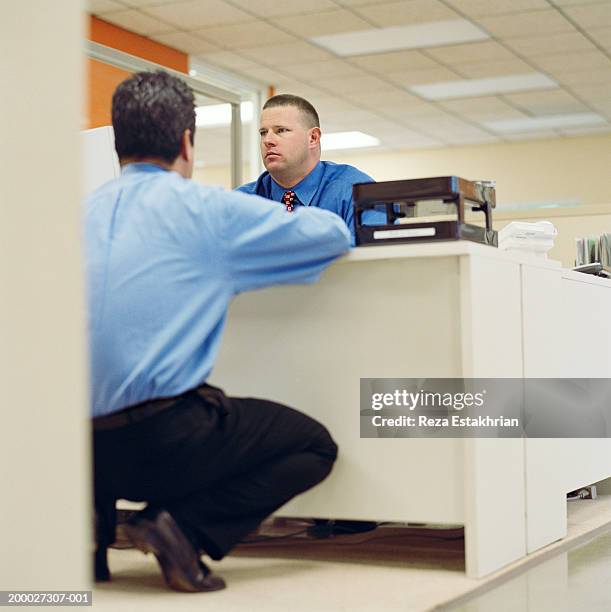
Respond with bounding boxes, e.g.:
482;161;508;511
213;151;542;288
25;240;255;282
94;496;611;612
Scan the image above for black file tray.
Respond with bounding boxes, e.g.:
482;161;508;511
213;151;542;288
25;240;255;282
353;176;498;247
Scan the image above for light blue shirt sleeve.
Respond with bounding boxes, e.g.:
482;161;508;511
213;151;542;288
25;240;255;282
219;190;351;293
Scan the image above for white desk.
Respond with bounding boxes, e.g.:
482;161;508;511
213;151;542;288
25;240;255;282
210;242;611;578
522;265;611;554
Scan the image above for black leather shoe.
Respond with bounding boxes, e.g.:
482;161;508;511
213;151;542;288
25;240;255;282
123;510;226;593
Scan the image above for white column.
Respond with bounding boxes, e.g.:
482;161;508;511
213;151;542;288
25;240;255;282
0;0;89;590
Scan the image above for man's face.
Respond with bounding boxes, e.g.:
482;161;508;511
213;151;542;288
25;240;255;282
259;105;313;176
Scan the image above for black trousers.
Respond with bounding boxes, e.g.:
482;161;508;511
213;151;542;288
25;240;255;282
93;386;338;567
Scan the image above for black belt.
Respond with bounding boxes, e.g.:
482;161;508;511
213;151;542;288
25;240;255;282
93;383;229;432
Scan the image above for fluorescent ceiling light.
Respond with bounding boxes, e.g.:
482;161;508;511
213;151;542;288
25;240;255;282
195;101;253;127
311;19;488;56
321;131;380;151
410;73;557;100
484;113;607;133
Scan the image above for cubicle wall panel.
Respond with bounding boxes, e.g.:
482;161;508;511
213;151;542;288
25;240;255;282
522;266;611;552
459;255;527;576
211;256;466;523
459;254;523;378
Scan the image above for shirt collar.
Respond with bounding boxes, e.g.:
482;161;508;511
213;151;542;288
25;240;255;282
270;161;324;206
121;162;170;175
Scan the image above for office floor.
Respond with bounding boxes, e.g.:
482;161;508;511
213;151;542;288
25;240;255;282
450;530;611;612
94;497;611;612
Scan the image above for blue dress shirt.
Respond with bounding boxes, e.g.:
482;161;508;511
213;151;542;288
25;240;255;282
237;161;385;244
84;163;350;417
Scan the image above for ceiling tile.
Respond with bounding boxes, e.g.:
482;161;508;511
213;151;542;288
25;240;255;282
571;84;611;102
356;118;408;136
322;120;353;132
381;128;445;145
88;0;126;13
445;0;550;18
530;50;611;73
100;9;175;35
349;50;443;73
355;88;433;110
320;108;385;127
413;114;477;132
281;59;365;80
95;0;611;159
385;136;445;150
504;89;590;115
393;109;452;131
380;103;442;123
552;0;611;5
334;0;398;6
320;98;365;113
229;0;337;17
425;41;518;65
563;3;611;28
439;96;527;121
443;131;500;145
194;50;260;70
587;101;611;120
308;95;359;113
588;27;611;50
195;21;296;48
549;65;611;86
455;58;534;79
377;125;432;140
400;108;465;123
477;9;576;38
242;65;291;85
560;125;611;136
273;80;332;100
271;9;372;37
386;67;462;87
352;0;460;27
120;0;189;6
414;116;494;140
503;31;597;56
144;0;254;29
502;130;559;141
382;136;444;149
237;41;335;64
316;74;392;94
151;31;219;54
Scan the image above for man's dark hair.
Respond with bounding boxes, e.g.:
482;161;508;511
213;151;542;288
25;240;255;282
112;70;196;163
263;94;320;129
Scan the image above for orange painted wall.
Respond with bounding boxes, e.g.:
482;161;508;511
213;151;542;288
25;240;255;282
87;16;188;128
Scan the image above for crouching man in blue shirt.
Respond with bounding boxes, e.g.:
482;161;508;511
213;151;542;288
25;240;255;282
238;94;384;244
85;71;350;593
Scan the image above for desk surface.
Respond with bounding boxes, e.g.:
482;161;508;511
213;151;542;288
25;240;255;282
344;241;562;270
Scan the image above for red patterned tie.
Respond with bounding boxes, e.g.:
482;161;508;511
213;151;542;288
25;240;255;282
281;190;297;212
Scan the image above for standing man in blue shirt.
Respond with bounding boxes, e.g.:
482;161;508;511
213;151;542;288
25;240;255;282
238;94;383;243
85;71;350;593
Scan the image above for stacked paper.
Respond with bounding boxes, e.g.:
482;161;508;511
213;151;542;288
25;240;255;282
498;221;558;258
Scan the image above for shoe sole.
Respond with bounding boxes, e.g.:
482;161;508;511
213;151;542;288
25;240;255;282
124;514;225;593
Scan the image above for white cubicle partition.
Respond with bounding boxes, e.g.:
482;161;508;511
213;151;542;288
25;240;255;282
522;267;611;553
81;125;119;196
210;243;572;578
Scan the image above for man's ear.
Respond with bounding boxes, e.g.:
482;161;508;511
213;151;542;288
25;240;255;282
181;129;194;163
309;126;321;149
